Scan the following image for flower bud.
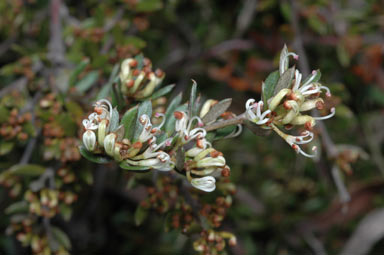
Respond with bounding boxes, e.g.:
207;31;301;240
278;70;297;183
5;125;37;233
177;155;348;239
268;88;290;111
83;130;96;151
104;133;117;156
199;99;218;118
97;119;108;145
114;142;123;162
191;176;216;192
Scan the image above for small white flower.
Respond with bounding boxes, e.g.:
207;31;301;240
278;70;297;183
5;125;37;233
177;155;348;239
83;130;96;151
245;99;271;125
191;176;216;192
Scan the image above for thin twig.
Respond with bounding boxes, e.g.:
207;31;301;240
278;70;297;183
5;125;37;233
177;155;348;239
204;113;246;132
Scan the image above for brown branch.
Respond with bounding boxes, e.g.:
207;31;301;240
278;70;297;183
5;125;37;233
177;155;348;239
204;113;246;132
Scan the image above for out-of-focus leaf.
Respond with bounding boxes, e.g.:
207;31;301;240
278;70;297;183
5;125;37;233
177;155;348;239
57;113;77;136
134;205;149;226
188;80;197;117
119;161;150;172
97;64;120;100
125;36;147;49
59;204;73;221
150;84;175;100
280;2;292;21
65;101;83;120
9;164;45;176
337;43;350;67
69;59;89;87
109;107;120;132
5;201;28;215
51;227;71;249
0;105;9;122
78;146;111;164
135;53;145;69
202;98;232;124
262;70;279;104
175;147;185;171
273;67;294;95
75;71;99;93
133;100;152;141
121;106;138;140
308;15;327;35
0;141;14;155
244;120;272;136
135;0;163;12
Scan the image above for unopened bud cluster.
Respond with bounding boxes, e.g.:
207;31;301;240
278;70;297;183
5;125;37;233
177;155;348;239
119;56;165;99
194;230;237;254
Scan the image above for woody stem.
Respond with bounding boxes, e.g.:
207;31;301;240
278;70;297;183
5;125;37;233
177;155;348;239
203;113;246;132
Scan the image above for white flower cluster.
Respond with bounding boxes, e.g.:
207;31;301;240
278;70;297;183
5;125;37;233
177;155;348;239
245;46;335;157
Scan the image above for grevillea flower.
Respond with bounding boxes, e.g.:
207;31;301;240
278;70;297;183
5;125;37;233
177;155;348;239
82;130;96;151
245;99;271;125
174;111;206;143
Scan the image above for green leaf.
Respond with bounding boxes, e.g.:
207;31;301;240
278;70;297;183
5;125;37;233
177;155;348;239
69;58;89;87
244;120;272;136
302;69;321;85
78;146;111;164
188;80;197;117
135;0;163;12
97;64;120;100
75;71;99;93
214;125;237;140
0;105;10;122
9;164;45;176
65;101;83;120
5;201;28;215
121;106;138;140
201;98;232;124
51;227;71;249
134;205;149;226
119;161;150;172
59;204;73;221
165;104;187;136
109;107;120;132
150;84;175;100
175;147;185;171
135;53;145;70
133;100;152;141
125;36;147;49
0;141;14;155
273;67;295;96
262;70;280;104
164;93;183;135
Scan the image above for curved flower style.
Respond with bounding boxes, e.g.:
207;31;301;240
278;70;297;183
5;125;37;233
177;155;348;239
174;111;206;143
245;99;271;126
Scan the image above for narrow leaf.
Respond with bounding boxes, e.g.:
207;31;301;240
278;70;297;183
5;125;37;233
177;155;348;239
109;107;120;132
78;146;111;164
51;227;71;249
75;71;99;93
69;59;89;87
5;201;28;215
175;147;185;171
244;120;272;136
121;106;138;140
201;98;232;124
9;164;46;176
150;84;175;100
273;67;295;96
119;161;150;172
97;64;120;100
188;80;197;117
134;205;149;226
262;70;280;104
